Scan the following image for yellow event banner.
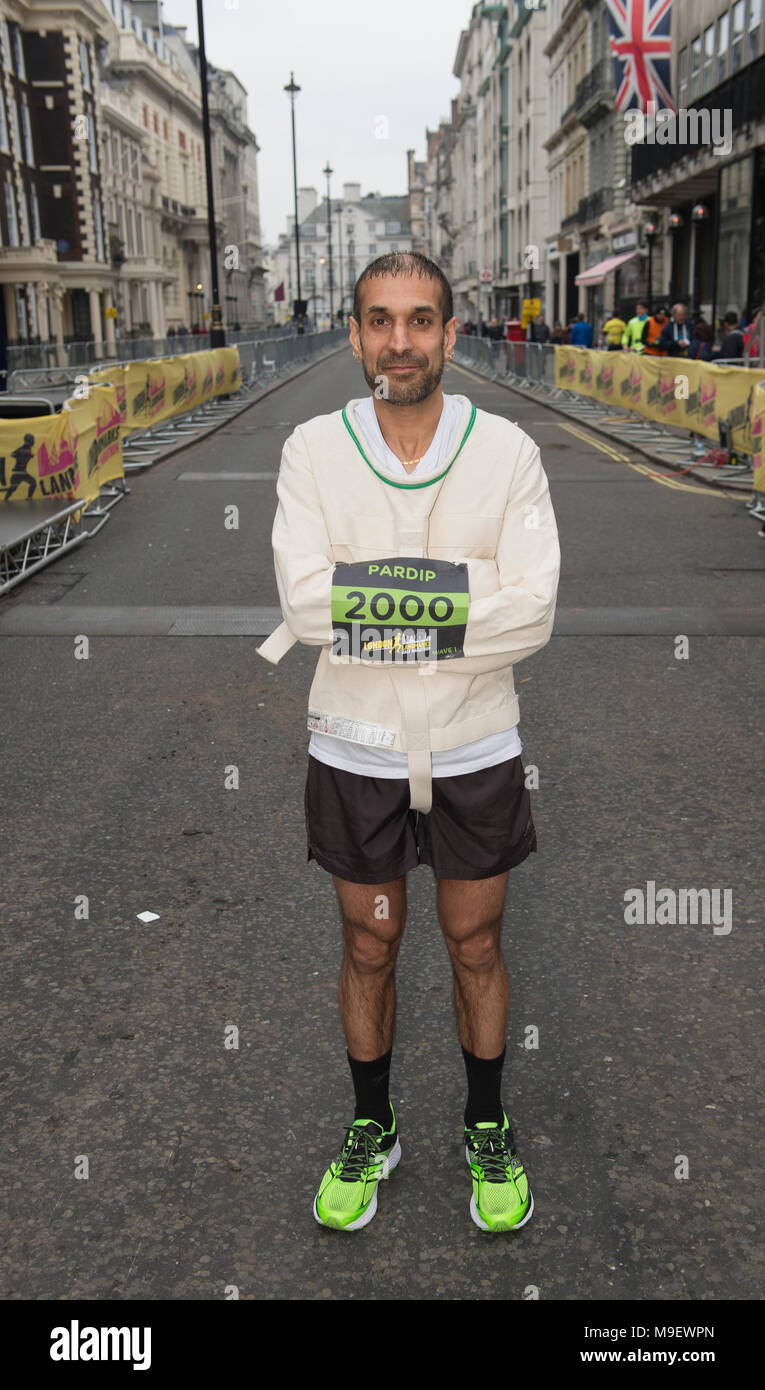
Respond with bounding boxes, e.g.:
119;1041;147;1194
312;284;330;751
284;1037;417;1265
750;382;765;493
0;384;123;505
554;347;756;453
1;347;242;504
90;346;241;434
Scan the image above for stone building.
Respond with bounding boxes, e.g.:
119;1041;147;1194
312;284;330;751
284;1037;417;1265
268;180;412;327
0;0;113;357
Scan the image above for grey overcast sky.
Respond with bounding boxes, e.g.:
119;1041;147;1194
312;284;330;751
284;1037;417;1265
160;0;471;247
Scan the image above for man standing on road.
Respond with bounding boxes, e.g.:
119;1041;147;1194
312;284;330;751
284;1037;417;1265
257;251;560;1234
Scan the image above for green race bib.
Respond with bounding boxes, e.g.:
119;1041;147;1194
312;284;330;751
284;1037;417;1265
331;557;469;663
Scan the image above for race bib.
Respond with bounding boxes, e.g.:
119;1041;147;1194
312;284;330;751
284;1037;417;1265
331;557;469;663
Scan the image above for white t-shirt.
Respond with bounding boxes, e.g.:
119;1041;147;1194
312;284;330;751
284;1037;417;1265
308;392;522;778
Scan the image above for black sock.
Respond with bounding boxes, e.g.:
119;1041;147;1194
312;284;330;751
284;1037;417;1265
462;1044;505;1128
347;1048;394;1130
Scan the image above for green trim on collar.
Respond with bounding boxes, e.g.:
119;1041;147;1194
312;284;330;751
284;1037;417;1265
341;401;477;489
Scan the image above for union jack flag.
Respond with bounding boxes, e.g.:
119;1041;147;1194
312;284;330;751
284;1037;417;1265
605;0;674;113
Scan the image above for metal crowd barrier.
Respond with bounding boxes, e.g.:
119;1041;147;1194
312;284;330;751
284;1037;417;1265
451;336;757;481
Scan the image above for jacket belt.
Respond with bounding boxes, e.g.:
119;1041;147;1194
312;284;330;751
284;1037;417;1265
256;620;298;663
393;665;433;814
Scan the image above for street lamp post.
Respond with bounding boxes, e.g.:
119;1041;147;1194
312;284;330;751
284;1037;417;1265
323;160;334;325
336;200;344;323
196;0;224;348
667;211;683;305
643;218;658;308
284;73;305;335
690;202;708;317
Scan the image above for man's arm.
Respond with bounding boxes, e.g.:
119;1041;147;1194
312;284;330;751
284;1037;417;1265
270;425;335;647
448;430;560;674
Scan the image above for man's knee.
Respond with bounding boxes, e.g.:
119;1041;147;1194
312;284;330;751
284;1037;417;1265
343;917;404;973
445;920;501;973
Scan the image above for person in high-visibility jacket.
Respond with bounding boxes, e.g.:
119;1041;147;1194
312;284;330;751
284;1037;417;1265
641;307;669;355
621;301;649;352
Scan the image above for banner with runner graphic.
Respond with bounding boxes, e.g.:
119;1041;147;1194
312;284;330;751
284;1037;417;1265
0;384;123;505
330;556;469;663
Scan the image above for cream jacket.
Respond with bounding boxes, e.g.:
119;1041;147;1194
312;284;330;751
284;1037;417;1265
257;393;560;813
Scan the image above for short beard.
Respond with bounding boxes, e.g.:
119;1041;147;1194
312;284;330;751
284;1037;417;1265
358;340;446;405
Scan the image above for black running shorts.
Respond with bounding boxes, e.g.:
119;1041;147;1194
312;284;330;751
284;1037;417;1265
303;752;537;884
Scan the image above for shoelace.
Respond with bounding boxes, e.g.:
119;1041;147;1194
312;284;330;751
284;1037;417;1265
336;1124;385;1183
469;1129;523;1183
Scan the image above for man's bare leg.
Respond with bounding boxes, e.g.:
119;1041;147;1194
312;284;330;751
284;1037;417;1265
333;874;408;1060
435;871;510;1056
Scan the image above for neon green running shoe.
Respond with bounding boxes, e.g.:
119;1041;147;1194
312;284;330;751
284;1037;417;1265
464;1111;533;1232
313;1108;401;1231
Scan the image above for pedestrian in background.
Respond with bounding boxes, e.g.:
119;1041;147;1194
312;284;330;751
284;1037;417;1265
531;314;550;344
714;311;745;361
659;302;691;356
642;306;669;355
688;322;714;362
570;313;593;347
622;301;649;352
602;311;627;350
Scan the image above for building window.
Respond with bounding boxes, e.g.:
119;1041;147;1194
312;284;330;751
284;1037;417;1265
126;205;134;255
702;24;715;90
18;187;29;244
153;112;158;133
677;47;688;105
136;211;144;254
112;133;120;171
369;243;376;254
163;119;168;140
88;114;98;172
717;12;730;82
143;105;149;128
10;99;21;160
178;129;186;150
5;181;19;246
20;103;33;165
15;286;28;338
750;0;762;58
79;38;92;92
92;196;104;259
689;35;701;99
12;24;26;80
131;144;138;180
732;0;745;69
0;94;9;154
385;221;401;234
30;187;40;241
27;282;38;337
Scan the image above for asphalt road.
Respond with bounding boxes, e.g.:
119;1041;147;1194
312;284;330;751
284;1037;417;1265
0;351;763;1302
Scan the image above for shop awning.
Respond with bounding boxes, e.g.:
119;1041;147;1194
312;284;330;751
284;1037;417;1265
575;250;640;287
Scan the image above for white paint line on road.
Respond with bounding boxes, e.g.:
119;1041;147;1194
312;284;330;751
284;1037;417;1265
175;472;279;481
1;605;764;636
